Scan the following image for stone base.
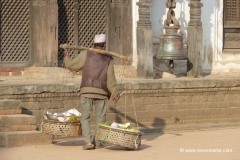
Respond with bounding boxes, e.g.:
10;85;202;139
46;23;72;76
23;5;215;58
0;131;53;147
153;59;188;78
24;67;73;79
114;65;137;78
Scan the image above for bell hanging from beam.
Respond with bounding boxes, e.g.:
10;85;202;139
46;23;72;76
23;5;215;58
155;0;188;69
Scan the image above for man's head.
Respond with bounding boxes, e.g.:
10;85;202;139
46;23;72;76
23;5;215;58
93;34;106;49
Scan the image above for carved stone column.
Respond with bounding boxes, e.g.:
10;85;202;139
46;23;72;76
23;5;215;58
136;0;153;79
31;0;58;67
187;0;203;77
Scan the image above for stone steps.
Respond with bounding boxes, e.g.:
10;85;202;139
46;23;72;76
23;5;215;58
0;114;37;132
0;99;53;147
0;125;37;132
0;131;52;147
0;99;22;115
0;114;36;126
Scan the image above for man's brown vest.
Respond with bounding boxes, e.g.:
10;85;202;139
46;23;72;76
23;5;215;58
80;50;112;95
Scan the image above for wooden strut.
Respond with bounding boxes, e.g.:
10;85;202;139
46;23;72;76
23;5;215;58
60;44;132;62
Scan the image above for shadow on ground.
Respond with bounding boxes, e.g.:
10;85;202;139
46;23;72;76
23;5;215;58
53;138;151;151
53;138;85;146
104;144;151;151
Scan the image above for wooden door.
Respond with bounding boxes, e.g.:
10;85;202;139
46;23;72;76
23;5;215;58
223;0;240;49
106;0;133;65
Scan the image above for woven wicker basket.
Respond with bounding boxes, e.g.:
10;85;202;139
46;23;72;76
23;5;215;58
95;124;142;149
41;119;81;137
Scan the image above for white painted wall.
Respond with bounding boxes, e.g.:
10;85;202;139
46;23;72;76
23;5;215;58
132;0;139;68
200;0;240;74
201;0;219;71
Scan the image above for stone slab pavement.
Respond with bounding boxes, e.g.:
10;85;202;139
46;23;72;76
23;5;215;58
0;127;239;160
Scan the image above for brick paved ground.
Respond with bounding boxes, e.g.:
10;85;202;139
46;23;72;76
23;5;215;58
0;127;239;160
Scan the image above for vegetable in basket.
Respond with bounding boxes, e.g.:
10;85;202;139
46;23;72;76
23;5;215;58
68;116;80;122
103;122;138;131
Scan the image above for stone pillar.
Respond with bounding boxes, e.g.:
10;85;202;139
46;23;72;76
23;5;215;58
187;0;203;78
136;0;153;79
31;0;58;67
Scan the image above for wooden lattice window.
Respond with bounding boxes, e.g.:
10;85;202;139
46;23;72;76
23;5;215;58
0;0;30;63
58;0;106;63
224;0;240;49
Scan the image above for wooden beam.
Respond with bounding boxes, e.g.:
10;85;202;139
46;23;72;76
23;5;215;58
59;44;132;62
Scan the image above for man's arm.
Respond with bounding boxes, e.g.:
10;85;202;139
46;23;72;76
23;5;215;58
64;50;87;71
107;60;120;101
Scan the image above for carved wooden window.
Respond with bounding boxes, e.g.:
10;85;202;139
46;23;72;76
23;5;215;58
58;0;106;62
0;0;30;66
225;0;240;24
78;0;106;48
224;0;240;49
58;0;75;61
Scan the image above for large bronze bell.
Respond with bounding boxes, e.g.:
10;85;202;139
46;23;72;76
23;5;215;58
156;28;187;60
155;0;188;68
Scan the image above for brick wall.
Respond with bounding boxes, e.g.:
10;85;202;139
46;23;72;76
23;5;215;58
115;91;240;128
0;68;82;77
0;68;25;76
1;80;240;131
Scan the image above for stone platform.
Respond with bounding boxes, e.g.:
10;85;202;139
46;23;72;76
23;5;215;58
1;72;240;133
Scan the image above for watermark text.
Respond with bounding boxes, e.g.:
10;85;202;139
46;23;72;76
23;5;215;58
180;148;233;153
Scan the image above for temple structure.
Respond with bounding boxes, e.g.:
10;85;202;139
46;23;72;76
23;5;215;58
1;0;240;147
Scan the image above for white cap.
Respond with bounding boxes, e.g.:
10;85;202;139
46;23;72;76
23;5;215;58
94;34;106;43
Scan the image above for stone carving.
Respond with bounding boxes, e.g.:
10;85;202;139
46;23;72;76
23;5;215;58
136;0;152;27
164;0;180;29
188;0;203;26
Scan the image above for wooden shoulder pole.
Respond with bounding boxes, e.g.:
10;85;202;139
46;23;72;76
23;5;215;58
60;44;132;62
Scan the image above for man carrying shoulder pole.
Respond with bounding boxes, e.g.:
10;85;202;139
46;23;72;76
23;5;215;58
63;34;120;150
